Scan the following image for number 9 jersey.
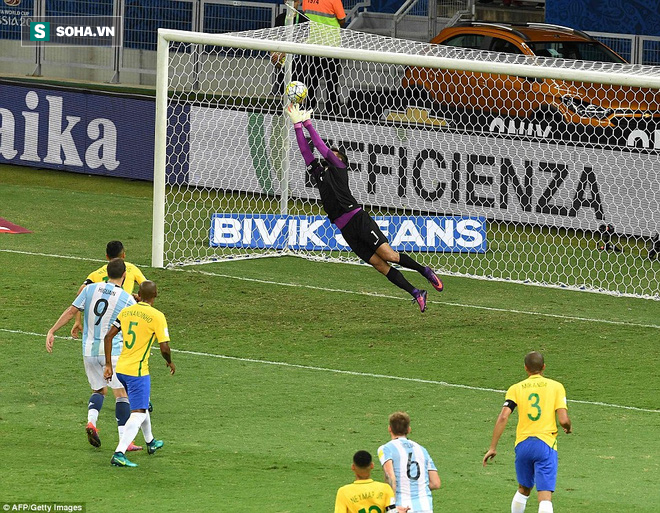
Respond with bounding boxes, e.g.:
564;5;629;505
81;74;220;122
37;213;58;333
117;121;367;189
73;282;136;357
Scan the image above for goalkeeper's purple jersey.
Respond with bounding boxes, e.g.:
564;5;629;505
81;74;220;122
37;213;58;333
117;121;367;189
307;159;361;223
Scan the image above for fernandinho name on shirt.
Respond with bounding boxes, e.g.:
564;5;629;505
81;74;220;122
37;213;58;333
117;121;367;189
121;309;153;323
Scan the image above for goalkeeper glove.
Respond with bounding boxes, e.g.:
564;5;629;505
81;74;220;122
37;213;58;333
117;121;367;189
285;104;312;124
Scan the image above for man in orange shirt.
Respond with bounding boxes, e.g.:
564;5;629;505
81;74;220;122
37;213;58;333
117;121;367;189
302;0;346;114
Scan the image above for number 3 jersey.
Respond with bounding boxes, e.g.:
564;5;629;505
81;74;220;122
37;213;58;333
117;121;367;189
113;302;170;377
73;282;136;357
377;437;437;511
505;374;568;450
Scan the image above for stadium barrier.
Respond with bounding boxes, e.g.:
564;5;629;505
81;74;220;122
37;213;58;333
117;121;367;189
0;0;279;84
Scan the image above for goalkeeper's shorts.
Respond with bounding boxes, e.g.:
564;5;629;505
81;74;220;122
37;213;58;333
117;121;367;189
340;210;388;263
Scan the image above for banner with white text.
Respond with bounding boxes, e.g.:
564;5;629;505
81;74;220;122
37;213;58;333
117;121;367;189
210;214;487;253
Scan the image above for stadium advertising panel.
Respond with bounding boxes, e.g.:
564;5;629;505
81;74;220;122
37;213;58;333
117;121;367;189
188;107;660;237
0;81;155;180
0;0;33;39
210;213;487;253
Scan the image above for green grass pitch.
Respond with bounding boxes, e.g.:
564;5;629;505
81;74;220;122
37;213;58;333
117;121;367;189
0;164;659;512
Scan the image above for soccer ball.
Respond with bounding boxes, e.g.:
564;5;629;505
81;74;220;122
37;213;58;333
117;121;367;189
285;81;308;104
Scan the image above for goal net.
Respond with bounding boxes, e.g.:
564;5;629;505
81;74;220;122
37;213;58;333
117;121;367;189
153;20;660;299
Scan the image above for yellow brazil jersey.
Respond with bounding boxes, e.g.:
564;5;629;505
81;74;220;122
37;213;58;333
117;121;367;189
334;479;395;513
85;261;146;294
506;374;568;450
114;302;169;377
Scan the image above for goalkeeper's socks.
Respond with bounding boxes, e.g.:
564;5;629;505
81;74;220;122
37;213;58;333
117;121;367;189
397;253;425;273
115;397;130;438
386;267;415;295
511;491;528;513
116;412;146;455
87;393;104;426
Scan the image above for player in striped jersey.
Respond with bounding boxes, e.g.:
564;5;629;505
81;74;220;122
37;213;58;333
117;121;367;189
71;241;147;338
47;259;141;450
334;450;396;513
378;412;441;513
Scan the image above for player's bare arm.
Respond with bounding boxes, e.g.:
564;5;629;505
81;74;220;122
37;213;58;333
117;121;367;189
483;405;513;466
159;342;175;375
382;459;397;494
46;305;79;353
557;408;572;434
103;324;120;380
71;283;86;338
428;470;441;490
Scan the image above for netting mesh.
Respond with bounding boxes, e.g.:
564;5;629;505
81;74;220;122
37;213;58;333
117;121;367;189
158;22;660;298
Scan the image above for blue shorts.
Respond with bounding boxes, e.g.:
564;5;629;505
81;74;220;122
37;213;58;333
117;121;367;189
514;437;558;492
116;373;151;411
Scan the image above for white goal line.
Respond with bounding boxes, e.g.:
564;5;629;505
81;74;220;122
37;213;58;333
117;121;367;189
172;266;660;331
2;247;660;331
3;327;658;414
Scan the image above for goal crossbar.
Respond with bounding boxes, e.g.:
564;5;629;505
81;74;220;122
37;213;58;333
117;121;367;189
156;27;660;89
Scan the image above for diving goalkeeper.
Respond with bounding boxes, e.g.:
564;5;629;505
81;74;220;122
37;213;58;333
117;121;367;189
285;103;443;312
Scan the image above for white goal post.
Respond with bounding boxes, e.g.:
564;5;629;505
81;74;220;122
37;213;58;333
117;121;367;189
153;21;660;299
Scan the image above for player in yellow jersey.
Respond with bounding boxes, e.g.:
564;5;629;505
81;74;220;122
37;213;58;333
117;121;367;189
103;280;175;468
334;450;396;513
71;241;147;338
483;352;572;513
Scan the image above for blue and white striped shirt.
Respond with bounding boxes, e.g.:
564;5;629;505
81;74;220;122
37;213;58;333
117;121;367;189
73;282;135;357
378;437;437;512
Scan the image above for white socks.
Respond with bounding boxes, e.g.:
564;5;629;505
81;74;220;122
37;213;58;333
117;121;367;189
511;491;529;513
510;492;553;513
114;411;156;453
87;409;99;426
141;411;154;444
538;500;553;513
115;412;146;454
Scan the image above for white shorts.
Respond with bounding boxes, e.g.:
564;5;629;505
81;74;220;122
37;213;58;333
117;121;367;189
83;355;123;390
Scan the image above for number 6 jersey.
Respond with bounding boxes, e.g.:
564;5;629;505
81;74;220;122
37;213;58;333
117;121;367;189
377;437;437;511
